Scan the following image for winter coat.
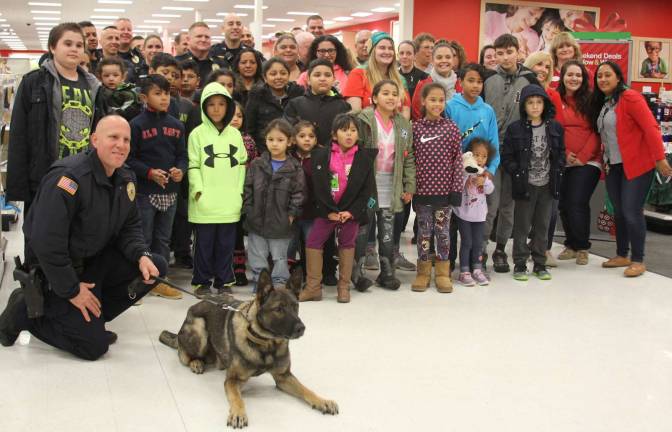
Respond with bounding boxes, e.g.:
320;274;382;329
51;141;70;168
290;150;317;221
188;83;248;224
245;82;304;153
445;93;501;174
501;85;566;201
482;64;539;142
284;88;351;146
357;107;416;213
311;144;378;224
551;94;602;166
243;152;305;239
7;60;104;202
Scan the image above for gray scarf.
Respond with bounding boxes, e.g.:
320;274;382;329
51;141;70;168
429;68;457;100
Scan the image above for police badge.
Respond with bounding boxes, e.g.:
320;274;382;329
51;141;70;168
127;182;136;201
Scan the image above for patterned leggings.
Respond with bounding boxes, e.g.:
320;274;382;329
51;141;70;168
416;204;452;261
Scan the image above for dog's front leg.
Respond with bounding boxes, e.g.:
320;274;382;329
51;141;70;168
272;371;339;415
224;376;248;428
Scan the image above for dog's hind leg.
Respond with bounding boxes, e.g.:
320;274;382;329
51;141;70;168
224;374;249;429
272;371;339;415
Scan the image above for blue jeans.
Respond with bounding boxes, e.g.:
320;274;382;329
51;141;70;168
247;233;291;287
137;194;177;262
456;217;485;271
605;164;654;262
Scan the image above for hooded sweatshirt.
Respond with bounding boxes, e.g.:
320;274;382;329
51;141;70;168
187;82;247;224
446;94;500;174
500;85;566;201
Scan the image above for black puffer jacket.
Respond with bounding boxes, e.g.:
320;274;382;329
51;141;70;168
284;88;351;146
243;152;305;239
501;85;566;200
245;82;304;153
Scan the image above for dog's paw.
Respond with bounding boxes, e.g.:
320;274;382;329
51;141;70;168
312;398;339;415
189;359;205;374
227;410;249;429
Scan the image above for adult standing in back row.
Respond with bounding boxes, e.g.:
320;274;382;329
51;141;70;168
175;22;228;88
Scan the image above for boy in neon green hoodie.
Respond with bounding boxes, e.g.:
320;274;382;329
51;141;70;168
188;82;248;297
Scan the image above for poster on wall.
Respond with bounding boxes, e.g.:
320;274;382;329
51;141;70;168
632;37;672;83
479;0;600;58
578;40;632;84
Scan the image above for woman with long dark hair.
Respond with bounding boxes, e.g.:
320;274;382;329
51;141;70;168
590;61;672;277
296;34;352;92
232;47;264;107
552;60;602;265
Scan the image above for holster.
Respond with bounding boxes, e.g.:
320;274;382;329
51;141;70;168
13;256;46;319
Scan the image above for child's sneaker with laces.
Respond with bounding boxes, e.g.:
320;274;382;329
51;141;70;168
458;272;476;287
533;264;552;280
472;269;489;286
513;263;528;281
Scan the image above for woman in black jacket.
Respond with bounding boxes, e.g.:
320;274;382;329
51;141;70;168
8;22;104;206
245;57;304;154
232;47;264;108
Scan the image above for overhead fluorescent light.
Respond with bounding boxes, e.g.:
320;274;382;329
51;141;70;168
28;2;62;6
0;24;10;28
91;21;114;25
351;12;373;17
137;24;161;28
216;12;248;16
162;6;193;10
97;0;133;4
94;8;125;12
261;24;276;27
287;12;318;16
323;20;335;25
267;18;295;22
203;19;223;23
30;10;61;14
234;4;268;9
333;17;354;22
33;17;60;21
152;14;181;18
90;15;118;19
371;7;396;12
173;0;209;2
144;19;170;23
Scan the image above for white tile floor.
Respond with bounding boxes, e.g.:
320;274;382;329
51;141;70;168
1;224;672;432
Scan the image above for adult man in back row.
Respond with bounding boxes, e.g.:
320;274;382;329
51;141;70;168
176;21;229;87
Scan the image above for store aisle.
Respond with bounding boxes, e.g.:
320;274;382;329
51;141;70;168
1;226;672;432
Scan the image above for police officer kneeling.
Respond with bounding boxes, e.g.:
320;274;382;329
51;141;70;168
0;115;167;361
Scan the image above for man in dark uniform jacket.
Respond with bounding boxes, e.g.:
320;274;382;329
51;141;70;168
0;115;167;361
176;21;230;87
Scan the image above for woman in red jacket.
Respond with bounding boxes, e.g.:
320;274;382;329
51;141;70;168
553;60;602;265
591;61;672;277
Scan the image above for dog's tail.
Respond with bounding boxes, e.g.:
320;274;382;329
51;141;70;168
159;330;178;349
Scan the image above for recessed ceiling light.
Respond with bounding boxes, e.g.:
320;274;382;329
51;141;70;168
351;12;373;17
333;17;354;22
33;17;60;21
144;19;170;23
91;21;114;25
90;15;118;19
28;2;62;6
162;6;193;10
266;18;295;22
0;24;10;27
216;12;248;17
287;12;319;16
30;10;61;14
261;24;275;27
97;0;133;4
371;7;396;12
203;19;223;23
0;19;7;22
152;14;181;18
94;8;125;12
173;0;209;2
234;4;268;9
323;20;335;25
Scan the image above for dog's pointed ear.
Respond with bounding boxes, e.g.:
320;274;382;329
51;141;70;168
256;269;274;302
287;267;303;298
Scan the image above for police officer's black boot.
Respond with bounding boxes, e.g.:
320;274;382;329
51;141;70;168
376;257;401;290
0;288;26;347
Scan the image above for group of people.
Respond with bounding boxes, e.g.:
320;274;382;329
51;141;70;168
1;14;672;361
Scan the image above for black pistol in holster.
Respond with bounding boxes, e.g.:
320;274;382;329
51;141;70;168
13;256;45;319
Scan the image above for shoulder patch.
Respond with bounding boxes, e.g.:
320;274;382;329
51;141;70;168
56;176;78;195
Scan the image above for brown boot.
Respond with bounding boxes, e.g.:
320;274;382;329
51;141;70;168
411;260;432;292
434;260;453;293
624;262;646;277
602;256;631;268
299;248;323;302
337;248;354;303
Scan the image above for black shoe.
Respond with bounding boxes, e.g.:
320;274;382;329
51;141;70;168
193;284;212;299
354;277;373;292
234;272;248;286
492;249;510;273
171;256;193;269
376;257;400;290
106;330;118;345
0;288;25;347
323;273;338;286
215;285;233;295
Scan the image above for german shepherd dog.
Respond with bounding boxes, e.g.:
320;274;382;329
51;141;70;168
159;269;338;429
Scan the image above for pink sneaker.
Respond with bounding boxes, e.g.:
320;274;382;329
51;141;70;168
472;269;489;286
458;272;476;287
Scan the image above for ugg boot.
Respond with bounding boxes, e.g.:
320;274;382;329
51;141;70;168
299;248;323;302
411;259;432;292
434;260;453;293
337;248;354;303
376;256;401;290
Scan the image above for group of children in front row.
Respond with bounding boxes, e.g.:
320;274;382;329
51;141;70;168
127;54;564;303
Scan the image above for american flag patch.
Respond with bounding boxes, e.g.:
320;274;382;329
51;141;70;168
56;176;78;195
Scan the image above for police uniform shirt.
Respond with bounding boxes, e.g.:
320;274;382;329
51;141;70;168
58;73;93;159
23;150;150;299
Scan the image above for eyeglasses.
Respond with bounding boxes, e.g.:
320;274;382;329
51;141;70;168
316;48;337;55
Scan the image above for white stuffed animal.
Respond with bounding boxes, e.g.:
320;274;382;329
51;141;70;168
462;151;484;175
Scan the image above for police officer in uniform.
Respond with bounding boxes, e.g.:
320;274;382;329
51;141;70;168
176;22;230;88
0;115;167;361
119;46;148;84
